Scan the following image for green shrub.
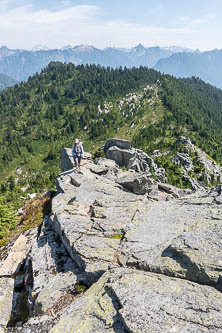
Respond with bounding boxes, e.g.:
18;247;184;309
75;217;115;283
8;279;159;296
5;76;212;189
92;148;105;159
0;197;16;239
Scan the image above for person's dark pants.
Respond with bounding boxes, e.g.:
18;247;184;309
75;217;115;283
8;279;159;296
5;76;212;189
73;155;82;168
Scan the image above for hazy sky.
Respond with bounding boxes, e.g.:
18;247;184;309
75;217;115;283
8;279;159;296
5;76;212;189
1;0;222;50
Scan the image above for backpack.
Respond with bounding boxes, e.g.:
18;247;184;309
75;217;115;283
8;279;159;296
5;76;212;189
74;143;82;155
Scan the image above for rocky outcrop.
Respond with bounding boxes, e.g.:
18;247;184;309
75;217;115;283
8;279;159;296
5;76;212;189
119;195;222;289
1;141;222;332
103;138;132;154
0;234;31;276
173;136;222;188
117;172;155;195
50;268;222;333
53;165;146;284
172;152;193;171
104;138;165;179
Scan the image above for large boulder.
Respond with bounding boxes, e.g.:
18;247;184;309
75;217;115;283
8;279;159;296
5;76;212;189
103;138;131;154
0;234;31;276
119;194;222;289
49;268;222;333
117;172;155;195
61;148;74;172
106;145;136;168
104;138;136;169
104;139;165;178
91;157;119;180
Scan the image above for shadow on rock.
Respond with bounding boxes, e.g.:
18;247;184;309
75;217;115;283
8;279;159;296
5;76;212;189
104;286;134;333
35;215;105;294
162;246;213;286
36;216;79;275
7;257;34;328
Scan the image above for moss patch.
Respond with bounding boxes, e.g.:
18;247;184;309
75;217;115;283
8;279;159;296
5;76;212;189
108;234;123;240
74;283;88;295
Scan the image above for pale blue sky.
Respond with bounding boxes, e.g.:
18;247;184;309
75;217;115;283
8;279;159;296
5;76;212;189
1;0;222;50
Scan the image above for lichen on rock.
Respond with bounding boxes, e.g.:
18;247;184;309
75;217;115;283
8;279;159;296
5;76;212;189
2;140;222;332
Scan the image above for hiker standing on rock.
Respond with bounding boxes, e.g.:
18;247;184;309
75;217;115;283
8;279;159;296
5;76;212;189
72;138;84;170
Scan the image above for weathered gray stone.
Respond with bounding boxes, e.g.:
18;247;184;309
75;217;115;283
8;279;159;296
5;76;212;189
147;184;160;201
90;158;119;181
103;139;166;179
61;148;74;172
34;272;77;315
30;216;79;315
4;142;222;332
0;278;14;329
119;196;222;288
161;219;222;287
94;157;118;169
158;182;180;198
5;315;58;333
117;172;155;195
103;138;131;154
215;194;222;204
55;147;222;290
127;149;149;172
172;152;193;171
56;170;77;193
176;136;222;187
106;146;136;168
0;234;32;276
52;173;146;283
215;185;222;204
50;268;222;333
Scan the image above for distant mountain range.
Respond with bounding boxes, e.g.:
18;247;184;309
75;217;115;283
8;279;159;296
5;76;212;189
154;50;222;88
1;44;222;88
0;44;190;82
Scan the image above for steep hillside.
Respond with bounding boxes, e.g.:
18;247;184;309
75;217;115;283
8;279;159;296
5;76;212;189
1;63;222;210
0;73;17;91
155;50;222;88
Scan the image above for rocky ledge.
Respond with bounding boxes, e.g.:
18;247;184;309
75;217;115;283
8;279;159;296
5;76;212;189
1;139;222;332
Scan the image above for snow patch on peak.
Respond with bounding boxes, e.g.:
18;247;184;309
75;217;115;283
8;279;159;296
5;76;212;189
73;44;95;52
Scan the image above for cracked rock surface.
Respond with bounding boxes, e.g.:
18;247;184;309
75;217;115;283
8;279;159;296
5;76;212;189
1;145;222;332
50;268;222;333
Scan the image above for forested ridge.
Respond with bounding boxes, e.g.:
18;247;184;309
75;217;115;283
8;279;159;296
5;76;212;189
1;62;222;208
133;76;222;159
